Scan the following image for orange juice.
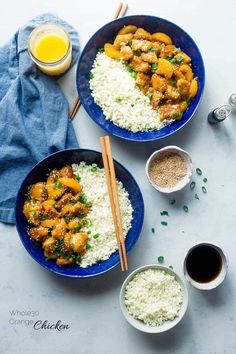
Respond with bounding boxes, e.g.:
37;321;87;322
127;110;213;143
34;34;68;63
29;24;72;76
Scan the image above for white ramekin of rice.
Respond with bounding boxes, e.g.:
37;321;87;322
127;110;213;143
145;145;193;193
120;264;188;333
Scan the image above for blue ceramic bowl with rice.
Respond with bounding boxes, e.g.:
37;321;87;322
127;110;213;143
76;15;205;142
15;149;144;277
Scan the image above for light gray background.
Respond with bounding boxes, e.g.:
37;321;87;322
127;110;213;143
0;0;236;353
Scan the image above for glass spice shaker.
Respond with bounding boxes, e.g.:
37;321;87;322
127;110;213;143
228;93;236;111
208;93;236;124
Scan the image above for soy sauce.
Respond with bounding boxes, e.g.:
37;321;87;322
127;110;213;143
186;245;222;283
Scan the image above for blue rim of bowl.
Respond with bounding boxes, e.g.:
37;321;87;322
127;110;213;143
15;148;145;278
76;15;205;142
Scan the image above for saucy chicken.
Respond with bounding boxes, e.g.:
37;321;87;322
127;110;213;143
104;25;198;121
23;166;92;266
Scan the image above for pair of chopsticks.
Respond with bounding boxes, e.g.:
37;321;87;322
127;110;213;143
70;1;128;120
100;136;128;271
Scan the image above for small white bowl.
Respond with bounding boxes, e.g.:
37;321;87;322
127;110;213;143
120;264;188;333
145;145;193;193
183;242;228;290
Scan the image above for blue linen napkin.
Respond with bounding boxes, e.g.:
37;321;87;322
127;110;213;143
0;13;80;224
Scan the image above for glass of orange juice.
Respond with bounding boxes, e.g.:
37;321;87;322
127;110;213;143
28;23;72;76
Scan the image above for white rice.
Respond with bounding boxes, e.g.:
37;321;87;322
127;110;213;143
72;162;133;268
124;269;183;326
89;52;166;132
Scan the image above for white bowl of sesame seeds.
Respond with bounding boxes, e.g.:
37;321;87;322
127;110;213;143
145;146;193;193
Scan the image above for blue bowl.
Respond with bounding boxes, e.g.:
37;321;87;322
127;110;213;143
15;149;144;277
77;15;205;142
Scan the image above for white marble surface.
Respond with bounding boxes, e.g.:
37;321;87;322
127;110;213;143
1;0;236;353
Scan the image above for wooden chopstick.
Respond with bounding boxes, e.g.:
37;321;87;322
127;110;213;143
117;2;128;18
112;1;123;20
100;136;128;271
104;136;128;270
69;1;128;120
100;137;125;271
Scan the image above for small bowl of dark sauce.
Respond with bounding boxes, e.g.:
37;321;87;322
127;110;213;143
183;242;228;290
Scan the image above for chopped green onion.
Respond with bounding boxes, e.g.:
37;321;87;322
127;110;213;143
202;186;207;194
146;92;153;99
93;233;100;239
173;47;179;53
98;48;104;53
74;224;81;233
91;166;98;172
25;193;31;201
89;72;94;80
79;193;87;203
196;168;202;176
30;210;36;216
40;215;48;221
131;71;137;79
64;216;70;224
53;180;62;189
177;55;184;63
195;193;199;200
203;177;208;183
183;205;189;213
169;265;174;269
115;97;122;103
75;175;81;182
161;221;168;226
85;201;92;208
87;230;91;235
71;254;77;262
76;255;82;264
65;254;71;261
187;98;193;105
126;65;132;73
151;63;158;70
151;47;157;52
128;40;132;46
86;243;92;250
170;199;176;205
151;228;155;234
172;113;183;119
160;211;169;216
131;103;135;107
190;181;196;190
158;256;164;263
169;58;176;64
171;79;177;87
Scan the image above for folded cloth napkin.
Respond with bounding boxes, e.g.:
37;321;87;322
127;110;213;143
0;13;79;224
